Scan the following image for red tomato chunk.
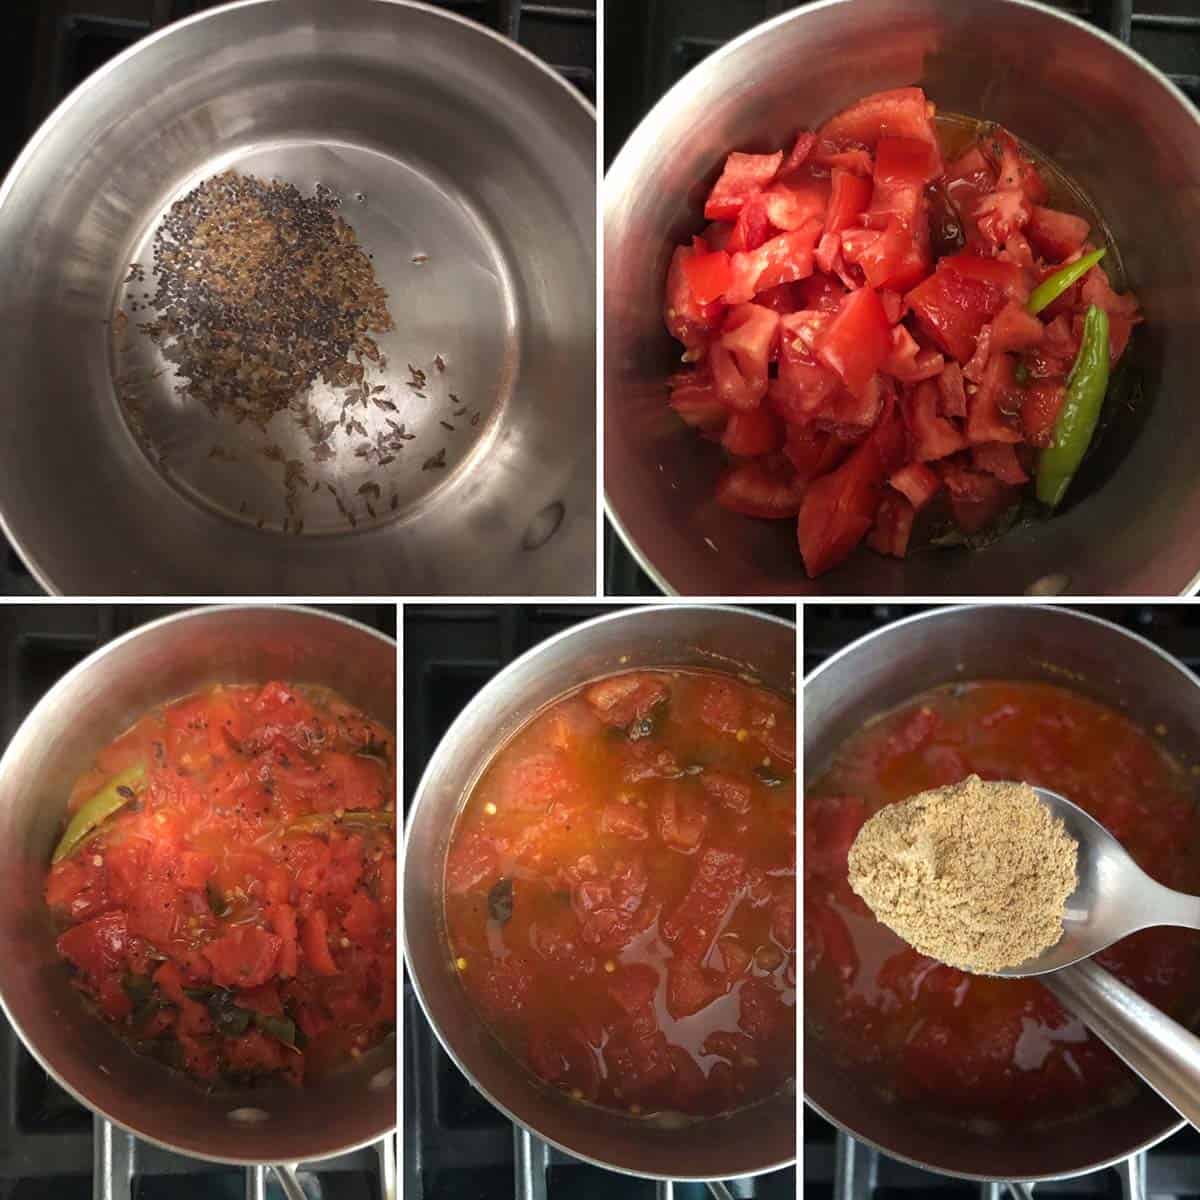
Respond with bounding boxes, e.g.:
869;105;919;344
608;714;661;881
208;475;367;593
806;681;1200;1128
445;670;796;1118
45;683;396;1087
663;88;1142;578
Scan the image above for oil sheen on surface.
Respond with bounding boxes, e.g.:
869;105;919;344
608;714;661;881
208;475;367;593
444;669;796;1119
44;682;396;1087
806;680;1200;1126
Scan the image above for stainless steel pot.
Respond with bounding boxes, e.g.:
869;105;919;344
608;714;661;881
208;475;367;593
403;604;796;1180
0;606;396;1173
804;604;1200;1182
605;0;1200;596
0;0;595;596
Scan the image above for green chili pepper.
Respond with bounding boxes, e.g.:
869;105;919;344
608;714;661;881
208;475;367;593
1027;247;1106;315
286;809;394;835
51;763;146;863
1036;304;1110;508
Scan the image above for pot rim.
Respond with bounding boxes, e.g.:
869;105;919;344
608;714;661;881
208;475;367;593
602;0;1200;599
0;0;595;596
802;601;1192;1183
402;601;797;1181
0;602;398;1167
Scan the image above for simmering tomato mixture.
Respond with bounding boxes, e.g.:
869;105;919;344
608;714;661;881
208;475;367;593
806;681;1200;1124
444;670;796;1117
44;682;396;1087
664;87;1142;577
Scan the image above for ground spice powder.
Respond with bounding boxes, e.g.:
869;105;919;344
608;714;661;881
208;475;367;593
847;775;1078;973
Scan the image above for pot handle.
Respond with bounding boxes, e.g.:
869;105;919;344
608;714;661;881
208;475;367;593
1005;1153;1145;1199
1044;958;1200;1129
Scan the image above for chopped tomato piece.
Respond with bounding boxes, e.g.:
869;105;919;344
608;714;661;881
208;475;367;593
300;910;339;976
665;242;725;349
763;178;830;231
972;442;1029;484
825;168;873;235
797;404;904;576
1022;380;1067;447
818;87;939;162
815;286;892;398
585;673;669;727
704;151;784;222
966;353;1024;445
203;926;283;989
681;245;734;305
725;225;822;304
668;369;727;433
667;958;729;1018
722;406;784;457
941;465;1021;533
779;131;817;176
875;135;942;187
902;380;968;461
867;492;915;558
716;458;807;519
883;324;944;384
783;424;852;481
661;847;746;960
890;461;941;510
656;784;709;852
727;192;772;254
1026;206;1090;262
937;361;967;418
709;304;780;410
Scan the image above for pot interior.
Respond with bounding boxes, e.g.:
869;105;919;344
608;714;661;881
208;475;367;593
804;604;1200;1179
0;0;594;595
605;0;1200;596
0;606;396;1164
404;605;796;1179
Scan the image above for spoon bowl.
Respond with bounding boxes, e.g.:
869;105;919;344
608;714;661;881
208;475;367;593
995;786;1200;977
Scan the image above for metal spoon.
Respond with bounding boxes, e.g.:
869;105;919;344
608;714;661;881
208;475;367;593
994;786;1200;978
996;786;1200;1129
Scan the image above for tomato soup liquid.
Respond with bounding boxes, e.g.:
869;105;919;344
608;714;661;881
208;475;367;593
806;681;1200;1125
443;669;796;1119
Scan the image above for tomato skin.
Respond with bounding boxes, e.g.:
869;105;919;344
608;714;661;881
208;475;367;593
815;286;892;398
704;151;784;222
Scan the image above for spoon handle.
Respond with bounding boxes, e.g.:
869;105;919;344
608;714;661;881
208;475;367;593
1148;881;1200;932
1044;959;1200;1127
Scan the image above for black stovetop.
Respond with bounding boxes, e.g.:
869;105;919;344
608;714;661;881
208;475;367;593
804;602;1200;1199
0;603;395;1200
402;604;797;1200
600;0;1200;597
0;0;596;597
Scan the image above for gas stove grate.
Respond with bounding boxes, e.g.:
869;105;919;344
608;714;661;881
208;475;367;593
0;604;395;1198
804;603;1200;1199
402;604;797;1200
602;0;1200;595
